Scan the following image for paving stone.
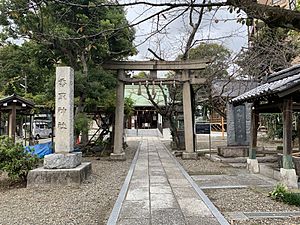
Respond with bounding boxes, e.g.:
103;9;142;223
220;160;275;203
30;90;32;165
126;186;149;201
150;193;178;209
119;200;150;219
166;172;185;179
164;168;182;175
117;218;150;225
172;187;199;199
130;179;149;187
168;178;192;187
177;198;213;217
185;216;220;225
161;163;176;168
149;170;165;176
150;185;172;194
151;208;185;225
132;171;149;179
150;175;168;184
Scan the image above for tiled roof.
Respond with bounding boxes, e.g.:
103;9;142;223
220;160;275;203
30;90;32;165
0;93;35;108
211;80;258;98
125;85;168;107
231;67;300;104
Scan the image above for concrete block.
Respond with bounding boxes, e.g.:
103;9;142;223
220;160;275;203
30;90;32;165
218;146;249;158
182;152;198;160
110;152;126;161
280;168;298;189
44;152;82;169
247;158;260;174
27;162;91;188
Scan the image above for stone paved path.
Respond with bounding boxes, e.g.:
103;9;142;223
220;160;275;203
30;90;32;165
107;137;229;225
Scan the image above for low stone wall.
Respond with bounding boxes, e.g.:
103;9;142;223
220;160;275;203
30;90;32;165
218;146;249;158
217;146;265;158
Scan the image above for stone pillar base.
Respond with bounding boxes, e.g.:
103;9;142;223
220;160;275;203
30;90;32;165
247;158;260;174
27;162;91;188
44;152;82;169
182;152;198;160
110;152;126;161
280;168;298;189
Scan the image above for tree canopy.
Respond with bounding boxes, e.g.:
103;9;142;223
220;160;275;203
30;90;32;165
0;42;53;96
0;0;136;68
0;0;137;117
236;27;299;80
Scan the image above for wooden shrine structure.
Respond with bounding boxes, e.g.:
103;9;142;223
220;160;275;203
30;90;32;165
0;94;35;142
231;64;300;188
102;60;210;160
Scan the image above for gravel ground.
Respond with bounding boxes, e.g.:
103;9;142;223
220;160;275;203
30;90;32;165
176;155;300;225
0;141;139;225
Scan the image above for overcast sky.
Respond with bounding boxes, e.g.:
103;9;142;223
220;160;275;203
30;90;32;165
122;2;248;61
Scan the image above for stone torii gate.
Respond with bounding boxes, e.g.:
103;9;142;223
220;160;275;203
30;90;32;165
102;60;209;160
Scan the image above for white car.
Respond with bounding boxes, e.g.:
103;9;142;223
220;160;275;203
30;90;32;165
23;120;53;140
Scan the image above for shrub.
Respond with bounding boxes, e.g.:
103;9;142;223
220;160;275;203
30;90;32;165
282;192;300;206
269;183;300;206
269;183;287;200
0;136;39;181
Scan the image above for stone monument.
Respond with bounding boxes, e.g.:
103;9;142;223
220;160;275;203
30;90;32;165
217;103;252;157
27;67;91;188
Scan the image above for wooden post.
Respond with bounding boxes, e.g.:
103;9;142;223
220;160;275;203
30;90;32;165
221;116;225;140
282;98;293;169
249;107;259;159
297;114;300;152
150;70;157;78
8;104;17;142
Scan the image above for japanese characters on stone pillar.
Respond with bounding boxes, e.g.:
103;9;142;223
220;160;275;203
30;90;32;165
55;67;74;153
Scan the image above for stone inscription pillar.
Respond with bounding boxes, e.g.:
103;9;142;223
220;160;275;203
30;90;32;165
55;67;74;153
182;70;197;160
111;69;126;160
44;67;81;169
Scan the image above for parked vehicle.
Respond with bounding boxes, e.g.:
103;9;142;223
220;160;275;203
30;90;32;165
22;120;53;140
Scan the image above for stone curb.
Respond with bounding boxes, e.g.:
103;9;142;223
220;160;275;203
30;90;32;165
106;141;142;225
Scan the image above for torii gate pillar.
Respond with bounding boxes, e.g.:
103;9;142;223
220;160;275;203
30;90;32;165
110;69;126;161
182;70;197;159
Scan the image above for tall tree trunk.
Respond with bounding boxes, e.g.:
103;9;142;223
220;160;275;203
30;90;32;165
76;52;89;145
